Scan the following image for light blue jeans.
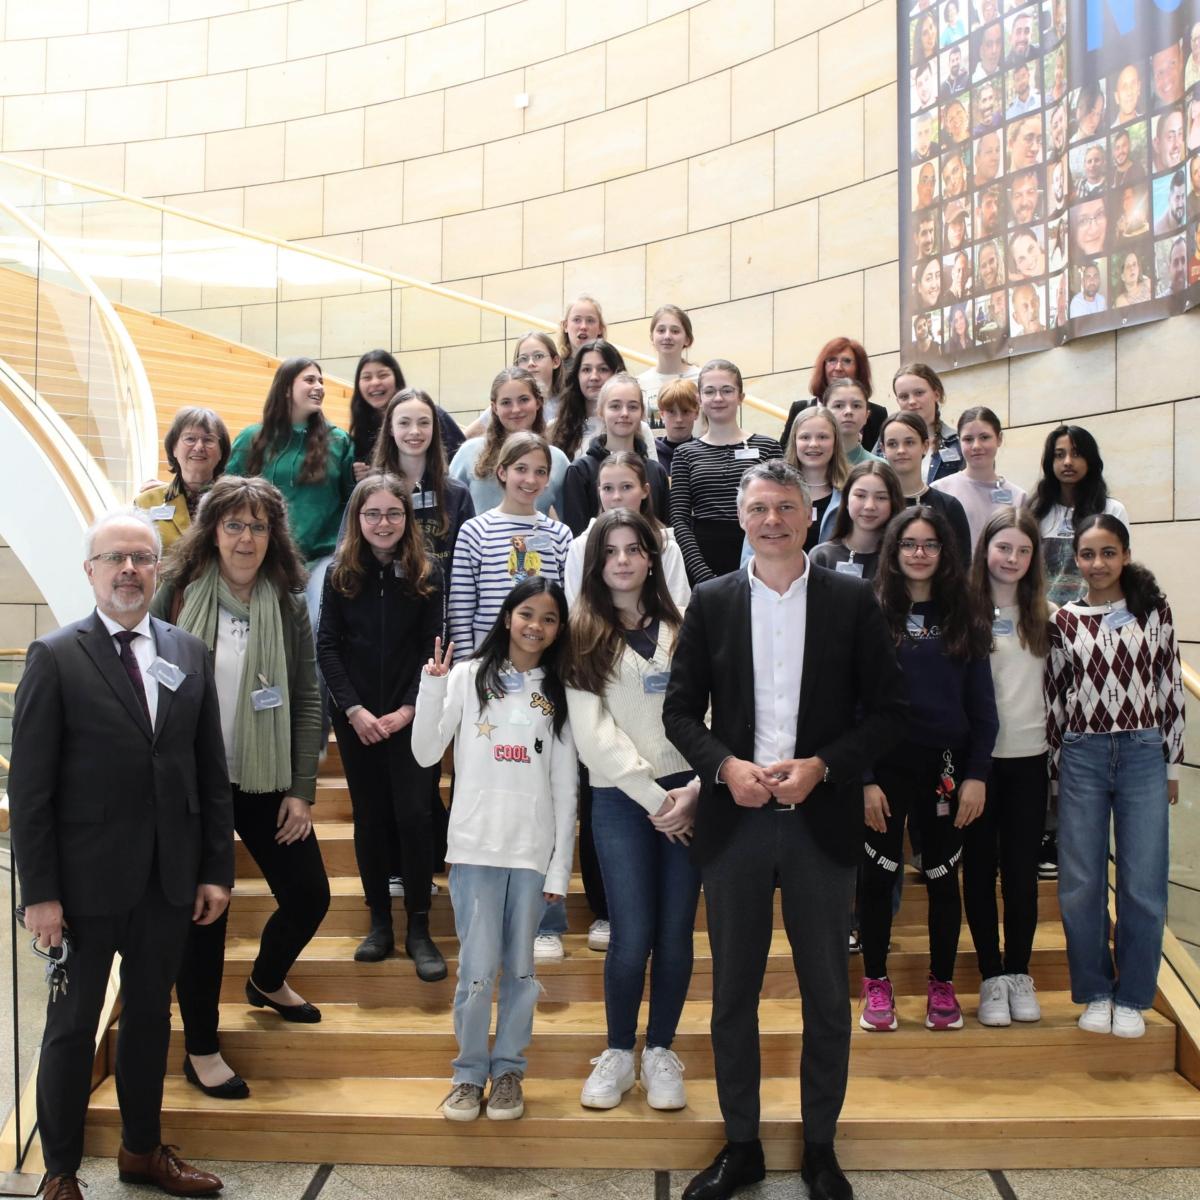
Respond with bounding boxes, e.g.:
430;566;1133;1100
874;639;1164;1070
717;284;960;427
1058;730;1170;1011
448;863;544;1085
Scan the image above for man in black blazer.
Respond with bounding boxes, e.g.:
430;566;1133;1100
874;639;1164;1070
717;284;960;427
664;460;906;1200
10;510;234;1200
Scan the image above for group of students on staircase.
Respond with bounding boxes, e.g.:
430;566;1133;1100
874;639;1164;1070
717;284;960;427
117;299;1183;1194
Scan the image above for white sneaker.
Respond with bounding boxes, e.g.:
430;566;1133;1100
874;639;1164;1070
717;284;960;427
587;919;611;951
641;1046;686;1110
1112;1005;1146;1038
580;1048;636;1109
1078;998;1113;1034
1004;973;1041;1022
977;976;1011;1027
389;876;404;897
533;934;564;963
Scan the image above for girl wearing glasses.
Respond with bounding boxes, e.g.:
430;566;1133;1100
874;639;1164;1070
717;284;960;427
637;305;700;420
1046;515;1183;1040
780;337;887;454
318;475;447;978
669;359;782;584
151;476;329;1100
461;332;565;441
859;506;997;1035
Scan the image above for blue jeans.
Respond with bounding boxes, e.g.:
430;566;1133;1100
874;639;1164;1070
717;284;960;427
591;774;701;1050
537;897;567;936
448;864;544;1084
1058;731;1170;1011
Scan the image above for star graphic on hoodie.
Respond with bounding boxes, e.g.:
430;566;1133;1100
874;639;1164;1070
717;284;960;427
474;717;497;740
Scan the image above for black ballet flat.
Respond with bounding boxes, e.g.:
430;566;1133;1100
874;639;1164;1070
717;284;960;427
183;1055;251;1100
244;978;322;1023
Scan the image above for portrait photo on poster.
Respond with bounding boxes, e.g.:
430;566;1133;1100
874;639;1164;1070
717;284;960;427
899;0;1200;370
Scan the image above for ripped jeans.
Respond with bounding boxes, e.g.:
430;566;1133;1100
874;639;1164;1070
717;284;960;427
448;863;545;1085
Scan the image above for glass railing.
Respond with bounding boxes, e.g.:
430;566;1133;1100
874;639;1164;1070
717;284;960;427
0;157;785;431
0;191;154;506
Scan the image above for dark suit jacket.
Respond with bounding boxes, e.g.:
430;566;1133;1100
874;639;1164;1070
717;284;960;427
663;563;907;868
9;611;235;917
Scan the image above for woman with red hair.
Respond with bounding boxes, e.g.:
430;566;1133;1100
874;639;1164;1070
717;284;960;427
780;337;887;451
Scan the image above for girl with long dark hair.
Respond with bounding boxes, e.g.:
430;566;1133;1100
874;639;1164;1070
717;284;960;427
810;460;905;581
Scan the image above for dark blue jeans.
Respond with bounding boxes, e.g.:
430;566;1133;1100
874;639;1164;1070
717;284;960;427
590;772;701;1051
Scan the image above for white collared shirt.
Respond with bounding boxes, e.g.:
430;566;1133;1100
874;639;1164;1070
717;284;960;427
96;608;160;726
747;557;808;766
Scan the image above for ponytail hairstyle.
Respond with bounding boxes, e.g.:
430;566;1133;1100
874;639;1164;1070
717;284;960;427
875;505;991;660
565;510;682;694
880;408;932;447
552;339;626;459
558;294;607;359
968;506;1050;656
598;452;662;528
828;460;905;542
495;430;552;482
246;357;331;484
784;404;851;489
1073;513;1163;621
349;349;405;458
475;367;546;481
648;304;695;364
511;330;564;398
1029;423;1110;524
891;362;947;450
472;577;569;737
329;473;435;600
371;387;451;537
956;404;1003;437
697;357;745;396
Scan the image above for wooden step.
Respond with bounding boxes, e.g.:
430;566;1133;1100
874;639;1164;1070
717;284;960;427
82;1071;1200;1169
209;926;1073;1006
142;993;1174;1082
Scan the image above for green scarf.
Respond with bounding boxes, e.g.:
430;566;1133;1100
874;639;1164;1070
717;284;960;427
176;562;292;794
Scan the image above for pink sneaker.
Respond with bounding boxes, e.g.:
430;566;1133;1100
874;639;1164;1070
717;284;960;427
859;976;898;1031
925;977;964;1030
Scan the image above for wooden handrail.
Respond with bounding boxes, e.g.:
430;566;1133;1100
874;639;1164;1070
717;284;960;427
1184;661;1199;700
0;156;788;422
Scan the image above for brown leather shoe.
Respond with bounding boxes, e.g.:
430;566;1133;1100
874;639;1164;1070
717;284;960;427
117;1144;222;1196
41;1176;84;1200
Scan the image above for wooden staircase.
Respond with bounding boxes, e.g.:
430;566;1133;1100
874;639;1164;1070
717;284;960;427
81;739;1200;1171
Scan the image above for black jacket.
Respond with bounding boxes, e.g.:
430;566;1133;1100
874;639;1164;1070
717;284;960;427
317;548;443;716
663;564;907;868
561;436;672;536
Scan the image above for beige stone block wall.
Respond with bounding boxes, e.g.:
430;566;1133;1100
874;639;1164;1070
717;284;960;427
0;0;1195;654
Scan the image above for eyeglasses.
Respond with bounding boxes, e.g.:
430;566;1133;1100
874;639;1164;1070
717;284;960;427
361;509;406;525
89;551;158;568
515;352;550;366
222;520;270;538
700;386;739;400
178;434;218;449
898;539;942;556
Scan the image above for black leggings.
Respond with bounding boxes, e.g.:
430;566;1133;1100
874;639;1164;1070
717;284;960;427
962;753;1048;979
691;519;745;580
333;713;435;920
176;786;330;1055
861;746;965;984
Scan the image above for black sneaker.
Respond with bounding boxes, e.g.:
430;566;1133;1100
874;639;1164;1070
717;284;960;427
1038;832;1058;880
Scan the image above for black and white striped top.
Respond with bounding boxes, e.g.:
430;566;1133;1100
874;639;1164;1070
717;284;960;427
669;434;783;583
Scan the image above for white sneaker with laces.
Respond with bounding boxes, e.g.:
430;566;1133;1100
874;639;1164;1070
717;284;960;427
1112;1004;1146;1038
1078;998;1113;1034
587;919;611;951
388;876;404;897
641;1046;686;1110
580;1048;636;1109
1004;973;1041;1022
977;976;1011;1027
533;933;564;963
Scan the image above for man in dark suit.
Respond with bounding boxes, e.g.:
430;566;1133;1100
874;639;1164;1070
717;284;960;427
664;460;906;1200
10;510;234;1200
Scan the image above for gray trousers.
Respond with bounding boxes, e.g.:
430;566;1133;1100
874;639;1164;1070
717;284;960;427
702;806;856;1144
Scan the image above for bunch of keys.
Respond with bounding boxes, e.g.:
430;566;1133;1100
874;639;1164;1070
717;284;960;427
15;906;73;1002
935;750;957;818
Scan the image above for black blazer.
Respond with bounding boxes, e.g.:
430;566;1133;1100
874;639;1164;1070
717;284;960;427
663;564;907;868
9;613;234;917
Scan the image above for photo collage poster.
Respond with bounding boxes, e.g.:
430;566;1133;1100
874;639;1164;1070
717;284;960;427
900;0;1200;368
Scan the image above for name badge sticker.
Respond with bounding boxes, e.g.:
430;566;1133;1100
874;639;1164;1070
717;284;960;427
992;617;1016;637
906;612;925;632
940;445;961;462
990;489;1014;504
149;504;175;521
525;533;553;552
499;672;524;693
1103;608;1136;629
642;671;671;694
734;446;760;461
412;489;437;511
835;560;864;577
146;657;185;690
250;672;283;711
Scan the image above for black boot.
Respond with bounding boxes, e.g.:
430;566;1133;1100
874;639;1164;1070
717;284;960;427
354;915;394;963
405;912;448;982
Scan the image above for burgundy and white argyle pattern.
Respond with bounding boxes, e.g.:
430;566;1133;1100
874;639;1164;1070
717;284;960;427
1044;599;1185;781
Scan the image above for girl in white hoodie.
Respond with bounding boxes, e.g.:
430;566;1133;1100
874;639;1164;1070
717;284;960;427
413;577;577;1124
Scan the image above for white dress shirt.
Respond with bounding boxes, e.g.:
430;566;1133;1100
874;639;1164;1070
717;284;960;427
747;557;808;766
96;608;160;726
